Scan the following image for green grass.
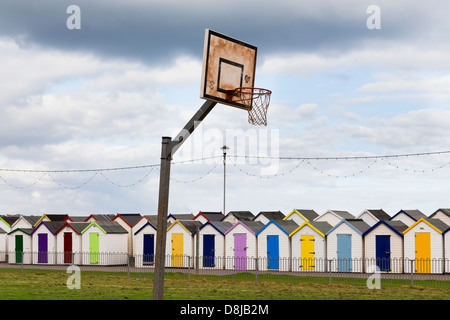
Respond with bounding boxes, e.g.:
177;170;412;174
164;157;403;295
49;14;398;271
1;269;450;300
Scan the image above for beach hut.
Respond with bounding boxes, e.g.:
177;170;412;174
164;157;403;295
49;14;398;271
403;218;449;274
0;215;19;234
326;219;370;272
198;221;232;269
33;214;69;228
84;214;115;223
167;213;195;225
363;220;408;273
289;221;333;272
55;221;90;265
389;209;427;227
0;227;6;262
66;215;90;223
10;215;41;230
165;220;203;268
221;211;254;224
283;209;319;225
356;209;390;227
256;219;298;271
0;215;20;253
314;210;355;227
193;211;224;224
7;228;33;264
80;220;128;265
443;227;450;273
253;211;285;225
133;220;157;267
429;209;450;227
31;221;66;264
112;213;144;255
224;220;264;270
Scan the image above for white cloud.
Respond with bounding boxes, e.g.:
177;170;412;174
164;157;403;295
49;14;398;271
261;42;450;76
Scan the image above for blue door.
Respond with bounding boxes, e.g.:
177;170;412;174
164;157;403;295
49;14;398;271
267;235;279;270
337;234;351;272
376;235;391;271
143;234;154;265
203;235;215;267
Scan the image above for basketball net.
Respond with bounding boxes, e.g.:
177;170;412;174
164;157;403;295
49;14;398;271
226;87;272;126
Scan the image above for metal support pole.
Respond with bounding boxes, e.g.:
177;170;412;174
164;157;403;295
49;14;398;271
153;136;172;300
152;100;217;300
221;146;229;215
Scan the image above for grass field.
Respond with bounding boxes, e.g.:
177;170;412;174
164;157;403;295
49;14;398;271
1;268;450;301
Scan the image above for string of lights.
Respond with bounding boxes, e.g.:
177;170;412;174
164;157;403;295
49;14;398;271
170;163;219;184
230;150;450;161
304;159;379;179
0;150;449;189
232;159;305;179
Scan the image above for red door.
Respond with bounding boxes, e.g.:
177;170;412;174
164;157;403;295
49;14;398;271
64;232;73;264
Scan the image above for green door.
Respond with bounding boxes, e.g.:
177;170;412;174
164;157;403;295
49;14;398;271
89;233;99;264
15;235;23;263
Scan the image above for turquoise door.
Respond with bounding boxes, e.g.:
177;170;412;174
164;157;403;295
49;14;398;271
337;234;351;272
267;235;279;270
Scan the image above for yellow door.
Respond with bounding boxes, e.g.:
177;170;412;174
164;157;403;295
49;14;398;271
172;233;184;267
301;235;315;270
415;233;430;273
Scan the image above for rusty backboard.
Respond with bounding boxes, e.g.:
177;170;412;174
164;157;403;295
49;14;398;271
200;29;257;110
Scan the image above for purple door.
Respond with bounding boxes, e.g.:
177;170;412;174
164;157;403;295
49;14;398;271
38;233;48;263
234;233;247;270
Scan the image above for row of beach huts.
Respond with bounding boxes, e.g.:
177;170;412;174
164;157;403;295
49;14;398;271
2;208;450;274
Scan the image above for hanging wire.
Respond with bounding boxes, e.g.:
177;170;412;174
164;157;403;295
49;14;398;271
170;163;219;183
99;167;157;188
232;159;305;179
0;172;48;189
0;150;449;189
304;159;379;178
46;172;99;190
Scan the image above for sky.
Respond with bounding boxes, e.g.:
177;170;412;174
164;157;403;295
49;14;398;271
1;0;450;218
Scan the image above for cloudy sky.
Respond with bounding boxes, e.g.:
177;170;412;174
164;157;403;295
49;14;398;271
1;0;450;218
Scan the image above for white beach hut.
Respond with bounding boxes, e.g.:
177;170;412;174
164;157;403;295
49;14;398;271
362;220;408;273
255;219;298;271
80;220;128;265
290;220;333;272
403;218;448;274
31;221;66;265
55;221;89;265
314;210;355;227
326;219;370;272
224;220;264;271
356;209;391;227
198;221;232;269
133;220;157;267
165;220;203;268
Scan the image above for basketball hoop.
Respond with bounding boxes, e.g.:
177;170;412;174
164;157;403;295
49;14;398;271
226;87;272;126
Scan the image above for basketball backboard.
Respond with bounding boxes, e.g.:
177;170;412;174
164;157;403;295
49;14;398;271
200;29;257;110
